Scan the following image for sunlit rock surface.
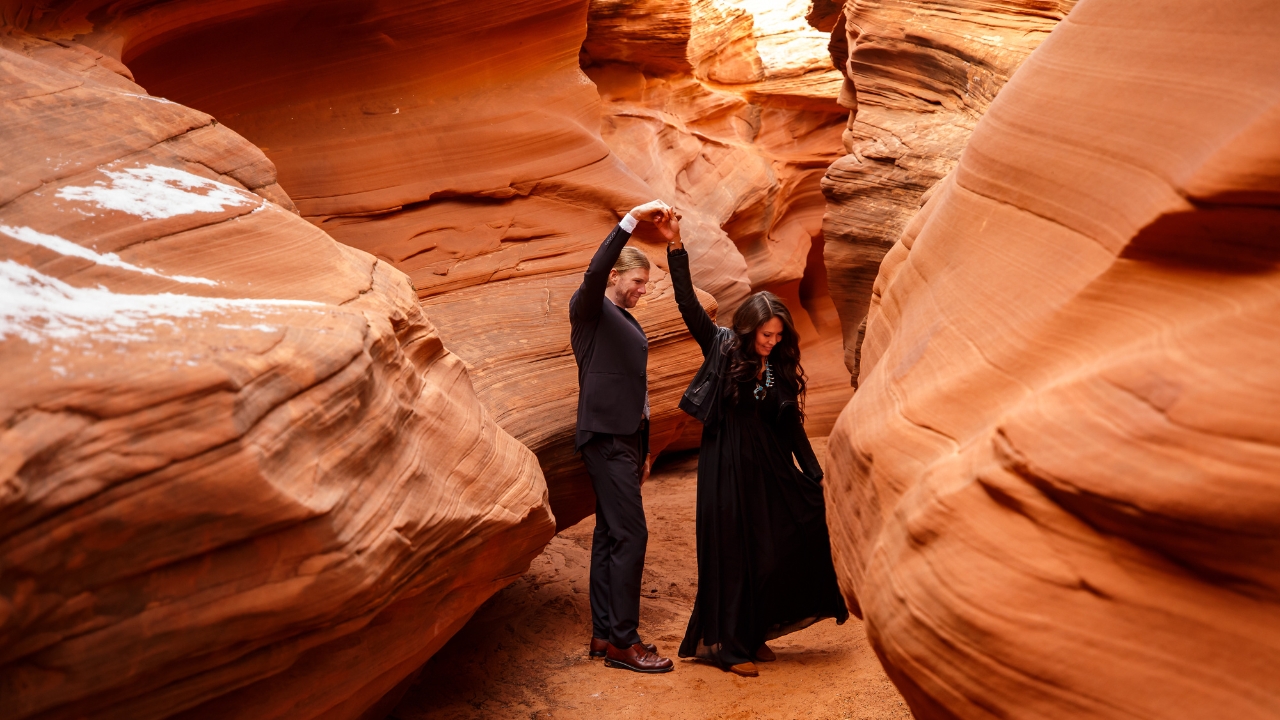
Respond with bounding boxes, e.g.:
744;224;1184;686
0;30;553;720
821;0;1075;381
585;0;853;439
824;0;1280;717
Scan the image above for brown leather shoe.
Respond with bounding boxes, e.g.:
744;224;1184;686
755;643;776;662
729;661;759;677
604;642;674;673
590;637;657;658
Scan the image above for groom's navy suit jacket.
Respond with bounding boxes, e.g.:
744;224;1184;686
570;223;649;450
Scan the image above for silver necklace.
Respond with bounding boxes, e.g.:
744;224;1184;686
753;361;774;400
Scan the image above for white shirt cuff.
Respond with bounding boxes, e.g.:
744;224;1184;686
619;213;638;233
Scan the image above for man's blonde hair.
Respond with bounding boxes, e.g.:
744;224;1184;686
609;247;651;283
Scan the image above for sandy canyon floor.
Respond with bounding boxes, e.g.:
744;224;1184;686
393;442;913;720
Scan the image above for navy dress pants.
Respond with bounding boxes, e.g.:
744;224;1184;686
581;425;648;648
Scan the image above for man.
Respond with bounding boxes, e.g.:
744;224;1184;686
570;199;677;673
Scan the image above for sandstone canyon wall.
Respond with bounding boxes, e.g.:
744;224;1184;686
822;0;1075;381
0;27;553;720
823;0;1280;716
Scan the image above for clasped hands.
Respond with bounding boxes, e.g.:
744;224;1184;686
628;199;683;250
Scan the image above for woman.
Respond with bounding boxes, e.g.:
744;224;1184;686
660;211;848;678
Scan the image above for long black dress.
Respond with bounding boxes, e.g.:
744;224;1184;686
669;249;848;668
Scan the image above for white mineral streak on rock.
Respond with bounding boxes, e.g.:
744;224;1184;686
0;224;219;286
118;92;177;104
0;260;321;344
55;165;261;220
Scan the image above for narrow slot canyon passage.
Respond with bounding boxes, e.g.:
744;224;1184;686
8;0;1277;718
392;447;913;720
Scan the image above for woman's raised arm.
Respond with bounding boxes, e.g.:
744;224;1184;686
665;233;719;355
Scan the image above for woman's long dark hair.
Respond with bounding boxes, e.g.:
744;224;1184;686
724;291;806;419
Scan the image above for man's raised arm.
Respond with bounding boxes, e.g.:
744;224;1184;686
570;200;672;322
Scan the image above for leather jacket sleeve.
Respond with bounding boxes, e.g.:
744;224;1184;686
666;247;718;356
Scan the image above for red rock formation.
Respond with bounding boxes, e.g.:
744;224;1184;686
824;0;1280;716
0;30;552;720
821;0;1074;381
5;0;715;529
585;0;854;438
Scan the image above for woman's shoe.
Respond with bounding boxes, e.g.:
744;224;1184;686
728;661;759;677
755;643;776;662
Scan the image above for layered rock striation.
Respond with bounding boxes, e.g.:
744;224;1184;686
821;0;1075;381
0;30;553;720
824;0;1280;716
